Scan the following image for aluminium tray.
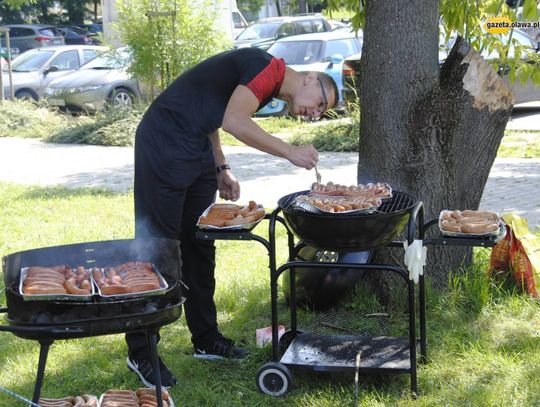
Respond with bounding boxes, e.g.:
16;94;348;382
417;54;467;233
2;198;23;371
19;266;95;302
196;203;265;232
438;209;503;238
92;263;169;300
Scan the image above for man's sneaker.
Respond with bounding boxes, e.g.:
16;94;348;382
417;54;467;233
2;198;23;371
127;356;178;388
194;336;250;361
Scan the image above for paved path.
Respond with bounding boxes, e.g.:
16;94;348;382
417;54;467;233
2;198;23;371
0;137;539;229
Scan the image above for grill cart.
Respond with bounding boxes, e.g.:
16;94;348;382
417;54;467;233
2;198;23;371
197;191;427;397
0;238;184;407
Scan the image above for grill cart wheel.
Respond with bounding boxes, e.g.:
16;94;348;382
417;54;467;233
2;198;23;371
256;362;292;397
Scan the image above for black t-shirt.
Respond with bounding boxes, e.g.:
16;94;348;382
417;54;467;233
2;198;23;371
140;47;285;159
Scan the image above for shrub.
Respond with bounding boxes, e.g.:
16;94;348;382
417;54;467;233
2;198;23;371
0;100;69;138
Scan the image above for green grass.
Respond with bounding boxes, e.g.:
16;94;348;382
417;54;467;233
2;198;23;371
1;181;540;406
499;131;540;158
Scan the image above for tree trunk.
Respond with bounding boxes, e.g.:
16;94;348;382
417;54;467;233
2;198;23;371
359;0;513;290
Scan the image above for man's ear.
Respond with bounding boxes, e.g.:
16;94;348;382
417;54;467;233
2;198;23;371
304;72;318;85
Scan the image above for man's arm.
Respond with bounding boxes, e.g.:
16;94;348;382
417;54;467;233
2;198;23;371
208;130;240;201
221;85;318;170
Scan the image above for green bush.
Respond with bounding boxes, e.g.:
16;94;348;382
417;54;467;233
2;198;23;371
46;108;145;146
288;103;360;152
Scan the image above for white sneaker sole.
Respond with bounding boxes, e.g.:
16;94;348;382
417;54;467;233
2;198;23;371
193;352;226;361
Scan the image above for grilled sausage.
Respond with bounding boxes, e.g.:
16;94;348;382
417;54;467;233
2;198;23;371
65;278;91;295
100;285;128;295
24;285;67;295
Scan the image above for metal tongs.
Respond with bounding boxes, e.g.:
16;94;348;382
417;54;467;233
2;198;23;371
314;165;322;184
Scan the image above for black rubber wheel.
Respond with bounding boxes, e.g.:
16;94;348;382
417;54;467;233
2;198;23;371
107;88;134;109
256;362;292;397
15;90;37;101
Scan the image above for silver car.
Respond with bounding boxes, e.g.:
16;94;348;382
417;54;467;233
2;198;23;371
44;48;145;112
1;45;107;100
0;24;65;53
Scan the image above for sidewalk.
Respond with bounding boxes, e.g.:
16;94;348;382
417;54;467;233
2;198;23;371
0;137;539;228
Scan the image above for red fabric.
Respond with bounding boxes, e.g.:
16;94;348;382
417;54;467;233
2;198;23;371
245;57;285;103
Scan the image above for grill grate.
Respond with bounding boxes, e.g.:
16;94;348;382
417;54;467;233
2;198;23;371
377;192;416;214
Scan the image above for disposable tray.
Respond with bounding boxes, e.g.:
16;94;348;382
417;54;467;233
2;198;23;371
438;210;503;238
19;267;95;302
93;263;169;300
98;390;175;407
309;182;393;201
196;203;265;232
293;195;381;215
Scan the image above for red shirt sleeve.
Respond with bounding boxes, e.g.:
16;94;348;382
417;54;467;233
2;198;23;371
245;57;285;103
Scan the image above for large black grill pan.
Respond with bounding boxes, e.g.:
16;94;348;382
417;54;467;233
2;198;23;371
278;190;418;251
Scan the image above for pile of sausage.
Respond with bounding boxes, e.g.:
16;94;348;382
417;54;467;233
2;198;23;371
440;210;500;235
295;194;381;213
22;265;92;296
38;395;98;407
198;201;265;228
100;388;171;407
92;262;162;295
310;182;392;199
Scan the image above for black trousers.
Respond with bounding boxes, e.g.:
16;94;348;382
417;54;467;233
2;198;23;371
126;122;219;359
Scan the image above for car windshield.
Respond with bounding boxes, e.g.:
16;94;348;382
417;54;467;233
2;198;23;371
236;22;281;41
10;49;55;72
81;48;130;69
269;40;322;64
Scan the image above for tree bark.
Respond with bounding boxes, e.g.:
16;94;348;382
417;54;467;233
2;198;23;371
359;0;513;289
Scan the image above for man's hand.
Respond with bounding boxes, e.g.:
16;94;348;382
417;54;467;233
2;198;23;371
218;170;240;201
287;144;319;170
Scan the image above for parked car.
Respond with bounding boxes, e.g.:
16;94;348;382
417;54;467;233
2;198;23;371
58;26;95;45
76;23;103;35
255;31;362;117
234;14;332;51
44;47;146;112
0;24;65;53
1;45;106;100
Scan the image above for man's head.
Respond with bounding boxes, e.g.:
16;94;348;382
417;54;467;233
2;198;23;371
288;71;339;118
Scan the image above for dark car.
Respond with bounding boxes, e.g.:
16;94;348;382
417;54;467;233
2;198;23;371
0;24;65;53
58;27;94;45
76;23;103;35
234;14;332;51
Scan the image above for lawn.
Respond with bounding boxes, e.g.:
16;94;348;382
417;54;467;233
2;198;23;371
1;182;540;406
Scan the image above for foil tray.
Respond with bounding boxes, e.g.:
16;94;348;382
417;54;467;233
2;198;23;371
438;210;503;238
19;267;95;302
98;391;176;407
196;203;265;232
309;182;393;201
92;263;169;300
293;195;381;215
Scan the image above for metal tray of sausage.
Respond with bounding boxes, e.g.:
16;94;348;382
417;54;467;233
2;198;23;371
438;210;503;239
309;182;393;201
98;389;176;407
293;194;381;215
19;266;95;302
92;263;169;300
196;203;265;232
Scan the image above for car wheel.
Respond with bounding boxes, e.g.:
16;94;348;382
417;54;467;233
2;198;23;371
15;90;38;101
107;88;134;110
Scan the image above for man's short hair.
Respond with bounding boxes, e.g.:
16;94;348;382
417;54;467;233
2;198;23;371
316;72;339;109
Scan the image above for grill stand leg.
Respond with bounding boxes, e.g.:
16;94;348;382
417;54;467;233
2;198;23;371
32;339;53;405
146;331;164;407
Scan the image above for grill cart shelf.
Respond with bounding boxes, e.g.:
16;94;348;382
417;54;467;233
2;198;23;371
0;238;184;407
197;197;428;397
